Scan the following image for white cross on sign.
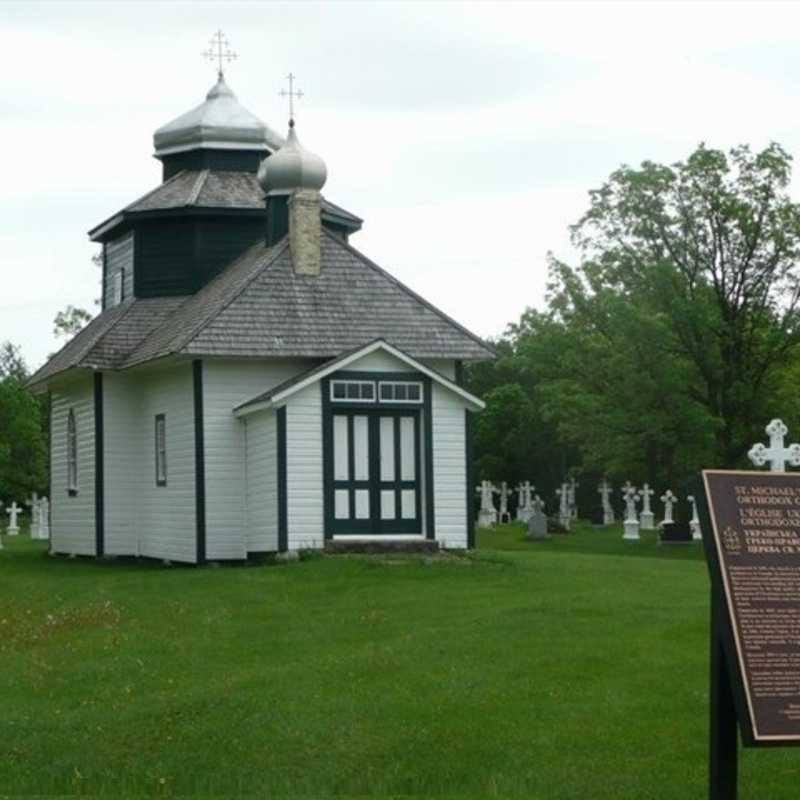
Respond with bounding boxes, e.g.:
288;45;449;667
748;419;800;472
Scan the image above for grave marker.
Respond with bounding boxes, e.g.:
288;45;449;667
598;479;615;525
639;483;655;530
6;502;21;535
621;482;640;541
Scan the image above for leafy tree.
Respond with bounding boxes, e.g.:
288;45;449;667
0;343;47;501
53;305;92;339
558;142;800;467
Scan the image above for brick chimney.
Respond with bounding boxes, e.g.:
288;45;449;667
289;189;322;276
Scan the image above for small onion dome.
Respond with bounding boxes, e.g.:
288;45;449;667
154;75;284;157
257;121;327;195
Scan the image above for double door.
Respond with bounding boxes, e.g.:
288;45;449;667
331;410;421;535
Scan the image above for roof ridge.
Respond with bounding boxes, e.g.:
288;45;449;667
186;169;210;206
319;228;496;358
123;170;188;213
173;239;289;356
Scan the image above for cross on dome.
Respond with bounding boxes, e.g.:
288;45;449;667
203;30;238;78
279;72;304;126
748;419;800;472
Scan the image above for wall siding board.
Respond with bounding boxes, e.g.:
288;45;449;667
103;232;135;309
244;412;278;551
102;373;140;555
432;383;468;548
136;364;197;563
285;384;324;550
51;380;96;556
203;359;316;558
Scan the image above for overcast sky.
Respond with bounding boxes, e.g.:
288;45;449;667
4;0;800;370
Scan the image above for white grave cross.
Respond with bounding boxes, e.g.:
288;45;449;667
748;419;800;472
621;482;638;522
660;490;677;525
6;501;20;535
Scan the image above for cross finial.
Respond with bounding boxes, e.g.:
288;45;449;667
748;418;800;472
279;72;304;126
203;30;238;78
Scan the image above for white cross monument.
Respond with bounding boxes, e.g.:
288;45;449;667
598;479;615;525
6;501;21;536
476;481;498;528
567;477;579;520
748;419;800;472
516;482;534;523
556;483;571;530
498;482;511;524
26;492;40;539
687;495;702;541
639;483;655;530
621;482;640;541
37;497;50;540
659;490;677;526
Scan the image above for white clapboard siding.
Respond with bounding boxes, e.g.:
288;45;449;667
136;363;197;563
204;359;315;559
286;383;324;550
103;372;140;555
244;411;278;551
432;383;468;549
421;359;456;381
51;379;96;556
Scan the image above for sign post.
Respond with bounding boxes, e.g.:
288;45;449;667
699;468;800;799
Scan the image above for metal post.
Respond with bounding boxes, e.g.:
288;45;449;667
710;589;738;800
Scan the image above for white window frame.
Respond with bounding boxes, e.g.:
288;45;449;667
112;270;123;305
330;380;377;403
155;414;167;486
67;409;78;494
378;381;424;404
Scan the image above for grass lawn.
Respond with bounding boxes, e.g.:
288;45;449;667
1;523;798;798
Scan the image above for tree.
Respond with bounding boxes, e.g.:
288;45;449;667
53;305;92;338
561;142;800;466
0;342;47;501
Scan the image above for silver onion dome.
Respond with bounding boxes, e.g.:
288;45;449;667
257;121;327;195
154;75;284;157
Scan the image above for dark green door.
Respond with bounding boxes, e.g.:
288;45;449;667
330;410;421;535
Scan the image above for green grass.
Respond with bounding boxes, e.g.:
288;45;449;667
0;523;798;798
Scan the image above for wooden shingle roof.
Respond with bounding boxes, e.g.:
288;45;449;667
28;230;493;388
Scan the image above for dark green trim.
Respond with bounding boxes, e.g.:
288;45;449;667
277;406;288;552
423;377;435;540
466;409;475;549
101;243;108;311
93;372;104;557
455;360;464;386
322;382;334;540
193;360;206;565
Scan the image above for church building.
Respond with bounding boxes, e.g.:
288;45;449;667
28;66;493;564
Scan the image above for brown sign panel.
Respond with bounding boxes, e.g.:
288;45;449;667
703;469;800;743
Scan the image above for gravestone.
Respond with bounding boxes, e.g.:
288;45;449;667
639;483;655;530
621;482;640;540
476;480;498;528
38;497;50;540
687;494;701;541
27;493;41;539
598;479;615;525
526;495;549;539
567;477;579;520
556;483;571;530
747;418;800;472
6;502;21;536
498;482;511;524
659;489;677;526
516;481;534;523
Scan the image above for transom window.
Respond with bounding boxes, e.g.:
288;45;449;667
155;414;167;486
67;409;78;494
331;380;376;402
378;381;423;403
112;270;123;305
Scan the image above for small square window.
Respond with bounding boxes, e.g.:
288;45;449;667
361;382;375;400
380;383;392;401
346;383;360;399
333;383;346;399
394;384;408;401
407;384;421;401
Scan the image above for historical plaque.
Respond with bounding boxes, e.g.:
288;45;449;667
703;469;800;743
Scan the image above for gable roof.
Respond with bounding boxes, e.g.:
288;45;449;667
234;339;485;417
88;170;362;241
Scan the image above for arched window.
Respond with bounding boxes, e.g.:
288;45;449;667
67;409;78;494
